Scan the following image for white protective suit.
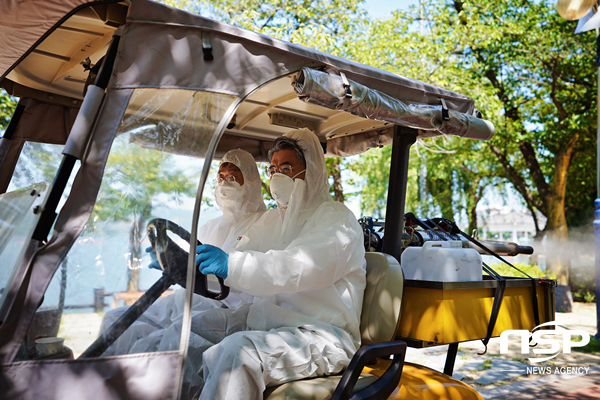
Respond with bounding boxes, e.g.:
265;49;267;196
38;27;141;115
198;148;267;264
100;149;266;356
196;128;367;400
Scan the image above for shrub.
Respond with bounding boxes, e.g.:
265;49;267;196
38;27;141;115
485;262;557;279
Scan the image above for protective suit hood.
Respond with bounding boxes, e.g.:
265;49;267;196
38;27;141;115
216;148;267;216
283;128;331;211
203;148;266;254
277;128;332;243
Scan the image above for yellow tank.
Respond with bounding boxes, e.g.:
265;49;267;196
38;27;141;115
397;278;555;344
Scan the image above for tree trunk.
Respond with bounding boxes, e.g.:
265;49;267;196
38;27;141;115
464;177;483;235
467;198;478;236
541;134;578;285
545;195;569;284
329;158;344;203
126;212;145;303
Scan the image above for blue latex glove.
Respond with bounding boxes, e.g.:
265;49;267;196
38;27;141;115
195;244;228;279
145;246;161;271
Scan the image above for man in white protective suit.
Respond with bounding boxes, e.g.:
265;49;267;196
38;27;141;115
99;149;266;356
194;128;367;400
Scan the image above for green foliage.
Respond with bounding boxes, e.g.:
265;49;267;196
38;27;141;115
0;89;18;131
420;0;596;233
573;337;600;354
10;143;63;188
197;0;366;47
330;3;511;223
565;135;596;228
571;288;595;303
485;262;556;279
325;157;344;202
344;0;596;236
90;139;195;227
346;146;392;217
418;137;501;228
257;162;278;208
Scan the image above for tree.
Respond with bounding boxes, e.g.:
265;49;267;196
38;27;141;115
418;136;501;233
326;157;344;203
342;0;596;285
0;90;17;131
346;145;424;218
431;0;595;285
196;0;365;43
336;8;505;226
347;146;393;217
166;2;598;290
90;140;195;292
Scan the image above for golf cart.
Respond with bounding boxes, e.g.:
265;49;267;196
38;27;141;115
0;1;555;399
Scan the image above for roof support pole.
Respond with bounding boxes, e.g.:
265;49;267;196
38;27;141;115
382;125;417;262
32;35;120;242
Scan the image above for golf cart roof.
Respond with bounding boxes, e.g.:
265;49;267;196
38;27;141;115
0;0;494;159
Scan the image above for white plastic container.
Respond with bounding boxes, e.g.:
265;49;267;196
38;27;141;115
401;241;482;282
35;337;65;357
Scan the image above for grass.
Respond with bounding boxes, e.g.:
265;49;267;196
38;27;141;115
573;337;600;354
572;288;596;303
484;263;556;279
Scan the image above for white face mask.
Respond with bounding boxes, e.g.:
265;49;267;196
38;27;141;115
269;170;305;208
216;181;243;204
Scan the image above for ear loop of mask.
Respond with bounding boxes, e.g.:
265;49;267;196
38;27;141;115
290;169;306;180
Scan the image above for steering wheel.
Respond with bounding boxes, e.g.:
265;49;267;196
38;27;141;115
146;218;229;300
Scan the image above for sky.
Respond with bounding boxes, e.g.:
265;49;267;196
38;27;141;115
362;0;420;19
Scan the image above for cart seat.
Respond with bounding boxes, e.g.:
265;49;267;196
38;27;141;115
263;252;404;400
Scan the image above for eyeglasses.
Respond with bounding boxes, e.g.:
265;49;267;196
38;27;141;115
215;175;239;184
265;165;294;178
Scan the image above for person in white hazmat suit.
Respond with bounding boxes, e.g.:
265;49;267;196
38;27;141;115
100;149;266;356
193;128;366;400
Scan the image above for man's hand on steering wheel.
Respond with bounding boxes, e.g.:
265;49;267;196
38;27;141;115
196;244;229;279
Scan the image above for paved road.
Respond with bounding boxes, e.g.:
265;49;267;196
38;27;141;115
486;370;600;400
403;302;600;398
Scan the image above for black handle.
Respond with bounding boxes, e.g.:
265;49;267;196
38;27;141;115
194;273;230;300
331;340;407;400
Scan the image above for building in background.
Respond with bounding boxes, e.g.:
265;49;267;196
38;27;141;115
477;208;546;243
477;208;547;267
